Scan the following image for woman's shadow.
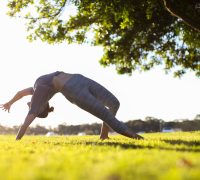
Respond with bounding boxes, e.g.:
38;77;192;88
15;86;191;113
82;138;200;152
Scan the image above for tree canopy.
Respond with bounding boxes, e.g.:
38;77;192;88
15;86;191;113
6;0;200;77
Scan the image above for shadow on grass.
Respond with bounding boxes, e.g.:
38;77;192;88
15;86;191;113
85;141;145;149
50;137;200;152
82;140;200;152
162;139;200;146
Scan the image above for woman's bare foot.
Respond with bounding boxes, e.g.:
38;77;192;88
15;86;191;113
100;135;110;140
133;133;144;140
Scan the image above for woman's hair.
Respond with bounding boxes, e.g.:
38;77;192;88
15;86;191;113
37;103;54;118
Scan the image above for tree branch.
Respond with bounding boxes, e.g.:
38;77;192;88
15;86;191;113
163;0;200;32
13;0;68;20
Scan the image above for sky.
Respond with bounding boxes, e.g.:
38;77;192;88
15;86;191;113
1;2;200;128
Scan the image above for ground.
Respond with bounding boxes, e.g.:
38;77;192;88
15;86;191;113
0;131;200;180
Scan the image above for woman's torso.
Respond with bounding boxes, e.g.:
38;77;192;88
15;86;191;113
52;72;74;91
29;71;75;116
34;71;62;89
34;71;80;93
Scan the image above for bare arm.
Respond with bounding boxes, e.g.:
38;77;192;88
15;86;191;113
16;114;36;140
0;87;34;113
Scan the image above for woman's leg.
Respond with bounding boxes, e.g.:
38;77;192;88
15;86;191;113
99;94;120;139
73;89;143;139
87;79;121;139
100;101;119;140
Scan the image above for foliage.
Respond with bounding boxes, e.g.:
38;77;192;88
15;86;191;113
0;132;200;179
6;0;200;77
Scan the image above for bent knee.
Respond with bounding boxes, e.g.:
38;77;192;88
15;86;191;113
115;99;120;110
110;98;120;114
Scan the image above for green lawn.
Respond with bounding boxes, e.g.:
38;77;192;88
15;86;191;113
0;132;200;180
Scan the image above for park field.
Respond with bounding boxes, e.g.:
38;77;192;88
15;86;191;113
0;132;200;180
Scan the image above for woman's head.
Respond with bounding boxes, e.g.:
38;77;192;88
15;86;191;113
37;103;54;118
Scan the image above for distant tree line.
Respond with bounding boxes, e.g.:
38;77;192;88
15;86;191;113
1;115;200;135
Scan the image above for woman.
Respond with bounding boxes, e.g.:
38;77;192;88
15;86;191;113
0;71;143;140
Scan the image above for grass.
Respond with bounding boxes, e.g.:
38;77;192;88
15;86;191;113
0;131;200;180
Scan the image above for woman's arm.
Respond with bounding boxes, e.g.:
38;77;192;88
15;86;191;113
0;87;34;112
16;114;36;140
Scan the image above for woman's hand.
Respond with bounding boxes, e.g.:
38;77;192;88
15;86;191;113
16;114;36;140
0;87;34;114
0;102;12;113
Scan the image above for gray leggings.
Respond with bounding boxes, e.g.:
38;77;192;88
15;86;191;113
60;74;129;135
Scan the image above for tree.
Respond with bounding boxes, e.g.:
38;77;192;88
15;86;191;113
29;125;49;135
126;119;146;132
6;0;200;77
194;114;200;120
144;117;163;132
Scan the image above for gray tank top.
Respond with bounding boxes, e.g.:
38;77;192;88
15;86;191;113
28;71;62;116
